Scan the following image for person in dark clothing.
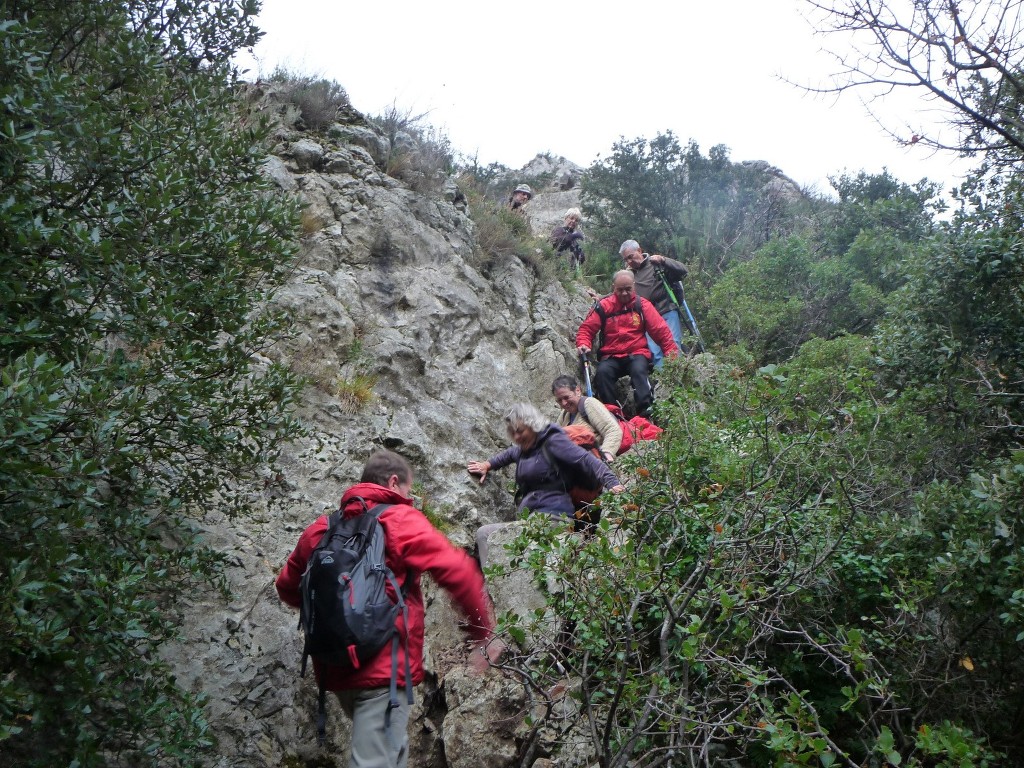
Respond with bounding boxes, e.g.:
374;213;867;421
467;403;623;566
550;208;585;268
620;239;689;368
507;183;533;214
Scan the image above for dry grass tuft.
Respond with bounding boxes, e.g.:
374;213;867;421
267;67;349;132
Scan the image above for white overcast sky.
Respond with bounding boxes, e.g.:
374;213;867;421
236;0;976;197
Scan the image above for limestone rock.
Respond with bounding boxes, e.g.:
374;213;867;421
160;102;598;768
289;137;326;171
328;122;390;167
441;667;527;768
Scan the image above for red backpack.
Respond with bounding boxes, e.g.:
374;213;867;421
581;398;663;450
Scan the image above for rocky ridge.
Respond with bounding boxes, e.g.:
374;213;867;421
161;91;799;768
161;95;593;768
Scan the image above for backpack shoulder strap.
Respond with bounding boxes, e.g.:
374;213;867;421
367;503;392;521
539;440;568;491
592;299;608;333
577;396;589;422
315;508;345;548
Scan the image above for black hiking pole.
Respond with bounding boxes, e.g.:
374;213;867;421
580;354;594;397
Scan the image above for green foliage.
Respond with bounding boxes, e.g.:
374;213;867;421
581;133;805;275
552;15;1024;767
824;171;940;257
496;344;1012;764
876;172;1024;463
0;2;301;765
703;172;938;359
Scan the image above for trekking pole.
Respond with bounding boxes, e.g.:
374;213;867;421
654;263;705;354
680;297;705;352
580;353;594;397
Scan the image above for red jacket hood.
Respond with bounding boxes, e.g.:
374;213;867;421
340;482;412;516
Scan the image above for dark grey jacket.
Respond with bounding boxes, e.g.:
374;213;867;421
631;256;688;317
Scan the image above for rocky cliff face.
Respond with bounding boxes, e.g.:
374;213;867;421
160;98;593;768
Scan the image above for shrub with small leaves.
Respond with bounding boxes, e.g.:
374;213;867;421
0;2;302;765
268;67;350;131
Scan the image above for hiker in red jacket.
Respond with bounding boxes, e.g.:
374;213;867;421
576;270;679;418
276;450;501;768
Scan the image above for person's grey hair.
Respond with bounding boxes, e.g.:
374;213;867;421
613;269;636;284
504;402;548;435
564;207;582;220
618;239;641;256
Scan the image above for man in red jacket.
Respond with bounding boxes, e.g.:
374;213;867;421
276;450;500;768
576;270;679;418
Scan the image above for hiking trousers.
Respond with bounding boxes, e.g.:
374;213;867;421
595;354;653;416
647;309;683;369
336;687;410;768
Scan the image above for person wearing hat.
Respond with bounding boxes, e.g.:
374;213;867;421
507;183;533;214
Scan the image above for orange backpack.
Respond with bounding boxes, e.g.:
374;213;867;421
553;425;604;527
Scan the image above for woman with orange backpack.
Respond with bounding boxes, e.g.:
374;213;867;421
467;403;624;564
551;374;633;462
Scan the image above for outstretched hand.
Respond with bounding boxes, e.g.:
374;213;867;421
467;460;490;484
468;636;506;675
610;485;626;494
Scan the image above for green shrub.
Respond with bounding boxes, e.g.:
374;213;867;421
0;3;301;765
495;346;1012;765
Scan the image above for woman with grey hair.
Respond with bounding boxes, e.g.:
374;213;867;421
467;403;624;565
550;208;585;268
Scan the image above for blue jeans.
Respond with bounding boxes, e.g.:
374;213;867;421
647;310;683;369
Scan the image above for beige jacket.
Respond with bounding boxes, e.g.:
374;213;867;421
558;396;622;459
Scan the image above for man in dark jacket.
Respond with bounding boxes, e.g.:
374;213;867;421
276;450;500;768
507;183;533;214
576;270;679;417
620;239;689;368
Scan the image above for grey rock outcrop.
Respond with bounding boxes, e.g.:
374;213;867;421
160;103;598;768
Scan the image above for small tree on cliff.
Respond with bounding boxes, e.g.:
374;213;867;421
0;1;301;765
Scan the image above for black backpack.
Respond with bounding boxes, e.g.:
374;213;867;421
298;499;412;743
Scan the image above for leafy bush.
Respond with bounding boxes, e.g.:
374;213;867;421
0;2;301;765
495;345;1009;765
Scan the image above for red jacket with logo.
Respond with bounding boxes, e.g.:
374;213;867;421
275;482;493;690
576;294;679;360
